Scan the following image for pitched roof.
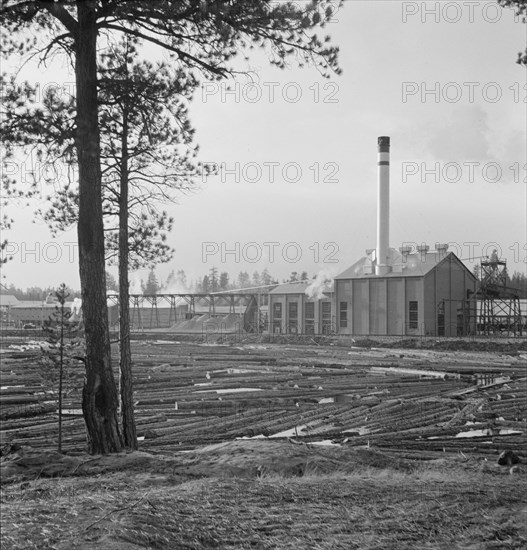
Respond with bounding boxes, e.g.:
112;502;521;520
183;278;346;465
11;301;53;308
269;281;333;296
0;294;20;307
335;249;471;280
269;282;309;295
11;301;78;309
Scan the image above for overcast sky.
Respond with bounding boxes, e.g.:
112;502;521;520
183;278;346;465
2;1;526;291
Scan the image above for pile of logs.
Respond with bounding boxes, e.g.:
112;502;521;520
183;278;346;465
1;338;525;460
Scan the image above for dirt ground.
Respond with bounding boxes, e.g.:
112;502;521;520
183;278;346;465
1;440;526;550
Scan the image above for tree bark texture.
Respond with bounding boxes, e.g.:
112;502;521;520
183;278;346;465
75;2;122;454
119;103;138;450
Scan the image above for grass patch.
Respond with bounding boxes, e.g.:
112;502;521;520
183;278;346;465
1;464;526;549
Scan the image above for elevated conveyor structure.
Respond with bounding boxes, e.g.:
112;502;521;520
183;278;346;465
107;291;270;334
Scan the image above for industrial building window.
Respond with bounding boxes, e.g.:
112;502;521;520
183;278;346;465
305;302;315;319
272;302;282;333
339;302;348;328
288;302;298;334
409;301;418;329
305;302;315;334
437;302;445;337
321;301;332;334
260;312;269;332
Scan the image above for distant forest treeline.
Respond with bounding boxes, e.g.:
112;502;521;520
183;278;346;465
0;284;82;301
4;268;526;300
1;268;312;299
509;272;527;293
112;267;315;295
472;267;527;294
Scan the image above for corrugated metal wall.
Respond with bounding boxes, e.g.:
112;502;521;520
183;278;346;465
387;278;405;335
423;255;477;336
336;255;477;337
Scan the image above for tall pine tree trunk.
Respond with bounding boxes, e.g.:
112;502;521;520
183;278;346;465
119;104;137;449
75;2;122;454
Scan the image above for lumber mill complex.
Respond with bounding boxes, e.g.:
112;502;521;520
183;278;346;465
1;137;526;466
1;137;524;338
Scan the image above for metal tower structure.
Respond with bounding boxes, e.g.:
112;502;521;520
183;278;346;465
477;252;522;336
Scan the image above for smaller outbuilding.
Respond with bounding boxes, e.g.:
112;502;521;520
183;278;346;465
9;297;82;328
267;281;334;335
0;294;20;325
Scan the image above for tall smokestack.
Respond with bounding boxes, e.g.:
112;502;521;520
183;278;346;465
375;136;391;276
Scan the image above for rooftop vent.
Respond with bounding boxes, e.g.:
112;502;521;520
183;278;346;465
399;245;413;261
416;244;429;261
435;243;449;258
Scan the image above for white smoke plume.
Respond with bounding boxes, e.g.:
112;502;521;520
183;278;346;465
161;271;188;294
129;276;143;295
72;297;82;315
305;269;336;300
